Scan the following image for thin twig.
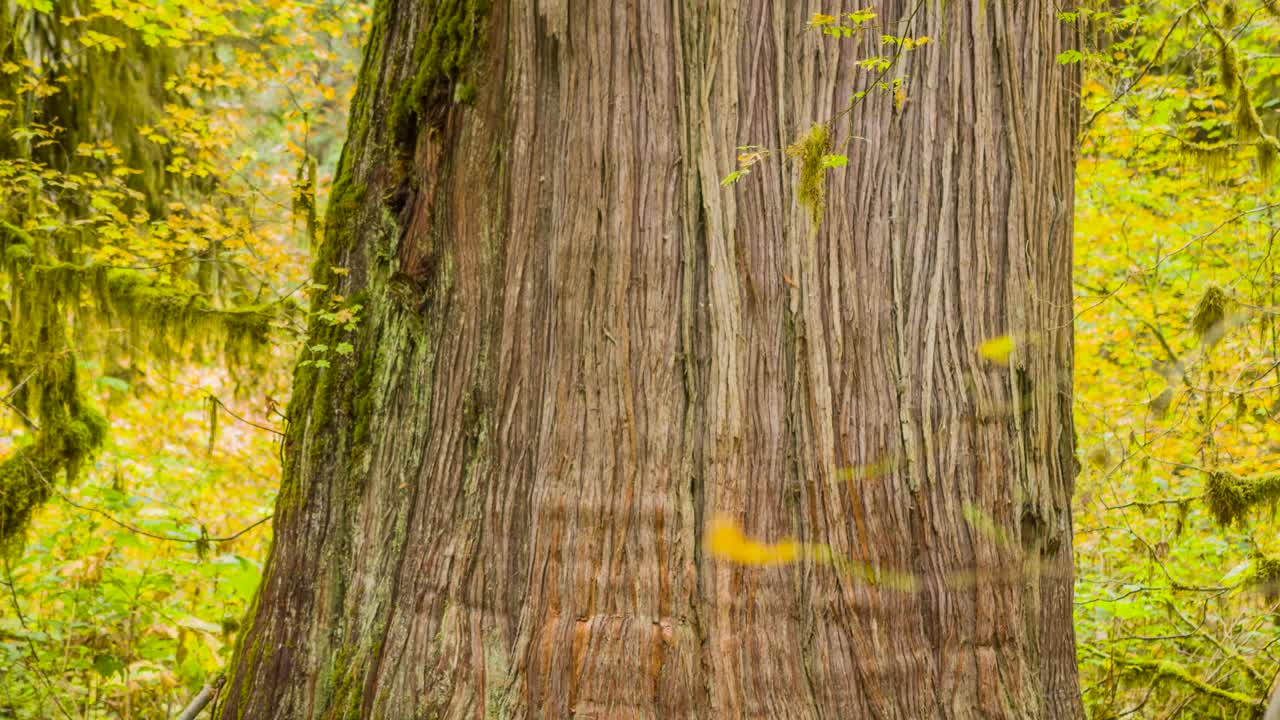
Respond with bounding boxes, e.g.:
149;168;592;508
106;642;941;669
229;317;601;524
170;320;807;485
0;556;75;720
1082;7;1191;131
210;396;284;437
173;674;226;720
21;453;273;545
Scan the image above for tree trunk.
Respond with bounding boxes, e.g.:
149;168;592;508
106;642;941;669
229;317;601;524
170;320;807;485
217;1;1082;718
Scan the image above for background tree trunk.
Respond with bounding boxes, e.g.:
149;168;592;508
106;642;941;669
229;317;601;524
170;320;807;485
216;1;1082;718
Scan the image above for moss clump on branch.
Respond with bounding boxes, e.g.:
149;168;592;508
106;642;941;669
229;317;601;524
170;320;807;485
0;446;45;543
1203;469;1280;526
1191;285;1231;344
786;123;832;232
1251;554;1280;602
1179;139;1235;175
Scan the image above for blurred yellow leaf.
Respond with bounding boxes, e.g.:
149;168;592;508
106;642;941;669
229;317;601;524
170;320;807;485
978;335;1015;364
707;514;801;566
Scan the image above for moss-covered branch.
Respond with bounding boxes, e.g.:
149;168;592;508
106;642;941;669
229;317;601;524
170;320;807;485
1115;656;1265;711
24;262;289;361
1203;469;1280;527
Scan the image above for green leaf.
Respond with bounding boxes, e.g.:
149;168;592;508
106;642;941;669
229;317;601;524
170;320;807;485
95;375;130;392
1056;49;1084;64
92;654;125;678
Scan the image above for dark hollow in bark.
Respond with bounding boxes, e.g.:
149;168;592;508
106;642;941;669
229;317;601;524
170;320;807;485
217;1;1082;718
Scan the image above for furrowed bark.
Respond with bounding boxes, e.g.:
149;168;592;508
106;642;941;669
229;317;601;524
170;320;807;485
217;1;1082;718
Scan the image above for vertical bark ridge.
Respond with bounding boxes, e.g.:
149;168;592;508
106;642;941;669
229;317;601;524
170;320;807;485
216;1;1082;719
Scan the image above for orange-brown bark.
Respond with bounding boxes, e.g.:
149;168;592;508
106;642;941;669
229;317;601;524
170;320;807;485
217;2;1082;718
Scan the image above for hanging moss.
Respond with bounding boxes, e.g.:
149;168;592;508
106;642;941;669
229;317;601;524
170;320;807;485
0;355;108;547
786;123;832;233
1191;285;1230;344
0;219;36;270
3;241;32;268
1233;85;1264;141
1217;35;1242;95
1203;469;1280;526
1208;26;1275;179
0;0;269;551
21;263;284;363
0;444;70;549
1223;1;1239;27
1179;139;1235;175
1257;135;1280;176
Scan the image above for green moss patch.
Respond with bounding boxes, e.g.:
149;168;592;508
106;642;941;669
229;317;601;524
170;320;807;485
389;0;490;150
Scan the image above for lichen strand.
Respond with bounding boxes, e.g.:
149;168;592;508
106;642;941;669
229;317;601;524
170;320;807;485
786;123;831;233
1203;469;1280;526
389;0;490;150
